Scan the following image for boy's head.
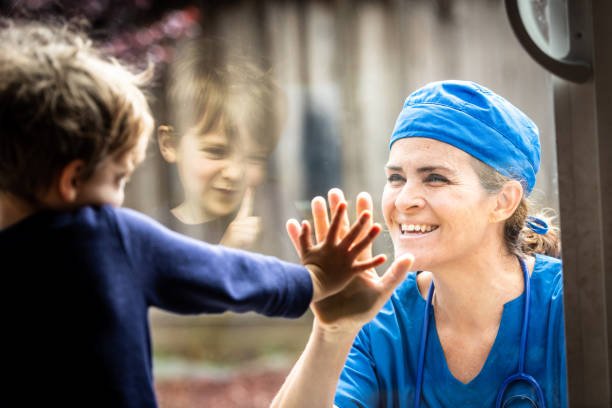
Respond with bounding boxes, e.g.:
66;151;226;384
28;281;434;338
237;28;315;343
0;18;154;208
158;37;284;219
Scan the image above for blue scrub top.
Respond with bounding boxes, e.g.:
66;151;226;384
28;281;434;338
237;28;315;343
335;254;567;408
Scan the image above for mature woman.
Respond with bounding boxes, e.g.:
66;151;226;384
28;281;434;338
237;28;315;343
272;80;565;407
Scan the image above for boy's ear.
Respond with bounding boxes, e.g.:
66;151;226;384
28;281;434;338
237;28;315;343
58;159;85;203
489;180;523;224
158;125;178;163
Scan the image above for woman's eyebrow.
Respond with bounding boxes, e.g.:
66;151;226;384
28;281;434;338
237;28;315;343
416;165;455;174
385;164;456;174
385;165;403;171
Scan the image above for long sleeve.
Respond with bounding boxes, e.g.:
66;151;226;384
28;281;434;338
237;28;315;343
110;207;313;318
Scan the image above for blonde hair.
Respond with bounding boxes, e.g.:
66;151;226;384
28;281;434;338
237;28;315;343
0;18;154;203
165;37;283;155
471;158;561;258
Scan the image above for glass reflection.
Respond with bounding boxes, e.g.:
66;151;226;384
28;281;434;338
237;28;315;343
0;1;566;406
158;37;282;249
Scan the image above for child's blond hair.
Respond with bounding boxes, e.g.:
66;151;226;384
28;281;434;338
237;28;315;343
164;37;283;156
0;18;154;204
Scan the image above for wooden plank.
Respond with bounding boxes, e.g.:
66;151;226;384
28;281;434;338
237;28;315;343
554;1;612;406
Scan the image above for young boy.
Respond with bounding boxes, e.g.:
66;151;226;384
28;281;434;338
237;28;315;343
157;37;282;249
0;19;385;407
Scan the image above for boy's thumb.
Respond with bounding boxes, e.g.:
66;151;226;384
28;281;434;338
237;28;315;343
380;253;414;294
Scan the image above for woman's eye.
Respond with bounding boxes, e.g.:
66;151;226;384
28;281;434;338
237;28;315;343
424;173;449;184
387;174;406;184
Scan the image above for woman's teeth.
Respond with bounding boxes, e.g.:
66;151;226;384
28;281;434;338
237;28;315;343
400;224;438;234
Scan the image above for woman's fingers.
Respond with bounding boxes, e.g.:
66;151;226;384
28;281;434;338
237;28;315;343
299;220;313;252
355;192;375;259
356;193;374;233
356;192;374;220
326;201;347;245
379;254;415;295
286;219;302;255
328;188;350;241
311;196;330;244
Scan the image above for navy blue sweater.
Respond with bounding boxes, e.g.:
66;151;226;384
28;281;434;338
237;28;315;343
0;205;311;406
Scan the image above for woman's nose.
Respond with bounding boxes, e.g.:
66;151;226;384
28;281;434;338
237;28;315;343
394;184;426;211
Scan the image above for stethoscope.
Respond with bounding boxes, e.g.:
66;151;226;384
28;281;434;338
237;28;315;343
413;258;546;408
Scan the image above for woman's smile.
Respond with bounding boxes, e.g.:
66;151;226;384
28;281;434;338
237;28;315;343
396;222;440;239
382;137;497;270
399;223;439;234
397;224;438;240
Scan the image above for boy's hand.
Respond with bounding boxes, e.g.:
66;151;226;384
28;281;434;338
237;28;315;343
289;188;415;333
220;188;261;249
286;199;386;302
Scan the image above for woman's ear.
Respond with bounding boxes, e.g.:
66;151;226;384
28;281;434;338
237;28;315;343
58;159;85;203
490;180;524;223
158;125;178;163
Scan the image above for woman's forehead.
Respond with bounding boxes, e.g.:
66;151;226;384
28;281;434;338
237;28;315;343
387;137;473;168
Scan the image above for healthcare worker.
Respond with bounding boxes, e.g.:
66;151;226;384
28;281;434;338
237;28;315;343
271;80;566;408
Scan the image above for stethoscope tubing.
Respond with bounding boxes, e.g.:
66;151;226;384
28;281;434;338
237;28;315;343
414;279;434;408
413;258;546;408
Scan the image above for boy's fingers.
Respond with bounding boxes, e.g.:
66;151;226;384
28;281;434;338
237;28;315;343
311;196;330;244
348;223;382;256
339;210;371;250
235;187;254;220
286;219;302;255
353;254;387;272
326;201;347;245
379;254;415;295
299;220;313;251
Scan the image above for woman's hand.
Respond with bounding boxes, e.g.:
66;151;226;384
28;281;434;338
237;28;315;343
310;254;414;333
287;188;414;334
274;189;413;408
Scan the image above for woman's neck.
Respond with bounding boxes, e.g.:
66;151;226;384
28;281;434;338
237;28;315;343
419;243;532;333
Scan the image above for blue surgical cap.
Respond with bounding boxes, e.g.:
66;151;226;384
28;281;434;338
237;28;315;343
389;80;541;194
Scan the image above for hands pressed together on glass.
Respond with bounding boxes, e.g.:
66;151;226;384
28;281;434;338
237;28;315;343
287;188;414;332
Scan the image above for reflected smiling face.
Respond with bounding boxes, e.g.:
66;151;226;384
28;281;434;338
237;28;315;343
382;137;498;271
244;142;270;188
175;126;248;219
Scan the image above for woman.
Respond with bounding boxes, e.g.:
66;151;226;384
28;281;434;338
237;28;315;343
272;80;565;407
